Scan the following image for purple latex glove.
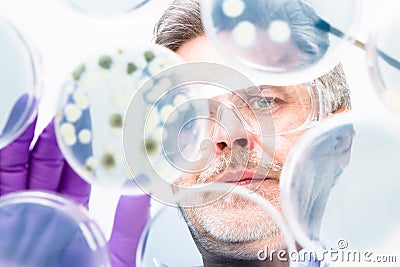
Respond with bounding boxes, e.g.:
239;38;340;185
1;118;151;266
0;118;91;206
109;194;151;267
1;93;151;266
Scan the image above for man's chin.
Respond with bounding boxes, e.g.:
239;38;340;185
184;191;287;260
191;219;286;261
193;204;279;242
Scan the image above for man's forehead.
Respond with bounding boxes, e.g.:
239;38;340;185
176;35;227;64
176;35;310;92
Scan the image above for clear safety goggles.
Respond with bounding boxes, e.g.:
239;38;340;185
144;77;329;139
202;79;328;137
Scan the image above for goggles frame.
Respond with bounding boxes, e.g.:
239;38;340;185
209;80;329;137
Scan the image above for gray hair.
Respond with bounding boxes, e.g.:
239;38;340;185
154;0;351;112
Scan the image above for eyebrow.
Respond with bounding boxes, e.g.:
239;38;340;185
238;85;295;100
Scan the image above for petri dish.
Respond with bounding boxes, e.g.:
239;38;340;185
201;0;362;85
367;0;400;116
137;183;300;266
62;0;149;16
281;111;400;266
123;62;276;206
55;44;183;195
0;191;110;267
137;204;203;267
0;15;40;149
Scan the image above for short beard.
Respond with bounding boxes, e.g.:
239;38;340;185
176;147;286;260
191;193;281;242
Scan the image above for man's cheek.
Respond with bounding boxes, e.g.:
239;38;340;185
174;174;198;188
273;134;303;164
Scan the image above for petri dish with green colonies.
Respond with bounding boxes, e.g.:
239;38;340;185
62;0;149;16
0;191;110;267
281;111;400;265
0;15;40;149
201;0;362;85
54;44;183;195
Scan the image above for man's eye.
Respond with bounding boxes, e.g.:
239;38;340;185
248;97;276;110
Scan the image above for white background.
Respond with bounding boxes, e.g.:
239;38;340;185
0;0;393;239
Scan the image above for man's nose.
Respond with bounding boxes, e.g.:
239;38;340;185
212;106;254;152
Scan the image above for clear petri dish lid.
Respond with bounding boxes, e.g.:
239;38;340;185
281;111;400;266
137;204;203;267
367;0;400;116
137;183;300;267
201;0;362;85
0;15;40;149
123;62;278;206
0;191;110;267
54;44;183;195
61;0;149;16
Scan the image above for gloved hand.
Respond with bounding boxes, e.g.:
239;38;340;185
0;117;91;205
0;111;150;266
109;194;151;267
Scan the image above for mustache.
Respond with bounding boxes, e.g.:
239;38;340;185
196;147;283;184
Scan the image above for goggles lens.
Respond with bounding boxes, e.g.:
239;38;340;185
206;82;320;136
146;80;322;139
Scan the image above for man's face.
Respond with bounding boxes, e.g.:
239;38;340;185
174;35;314;260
